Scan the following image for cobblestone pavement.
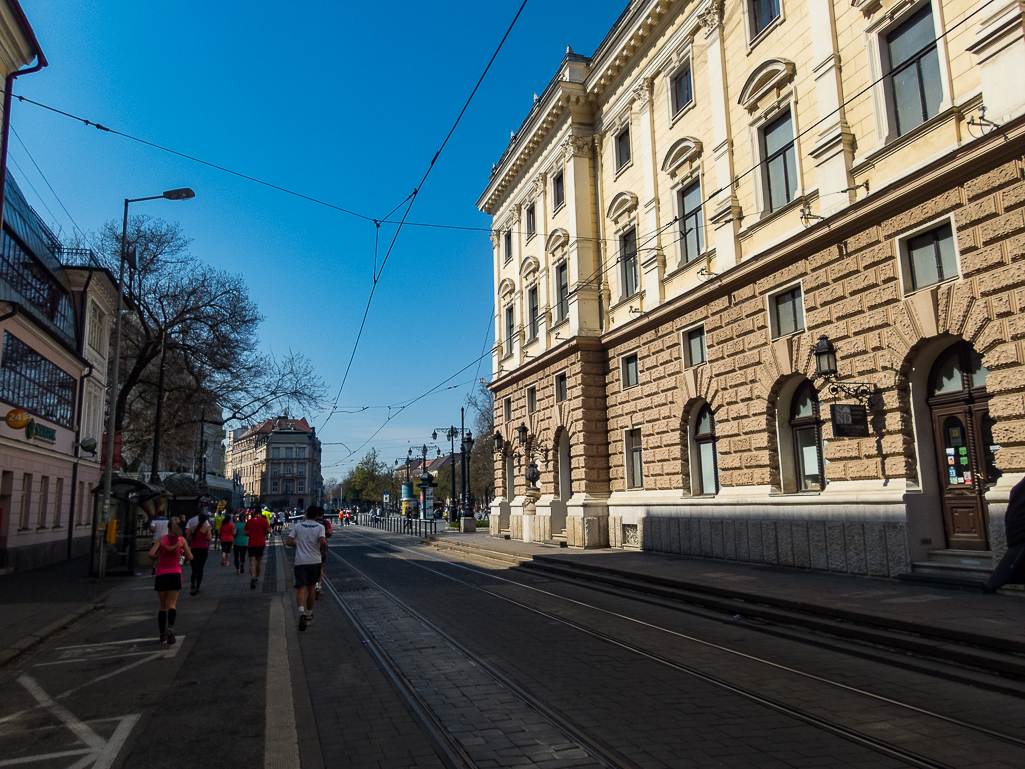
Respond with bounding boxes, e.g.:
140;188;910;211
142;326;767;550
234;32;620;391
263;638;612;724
326;527;1025;769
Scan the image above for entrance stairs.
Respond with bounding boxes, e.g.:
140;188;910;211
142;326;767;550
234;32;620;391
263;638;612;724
901;549;997;591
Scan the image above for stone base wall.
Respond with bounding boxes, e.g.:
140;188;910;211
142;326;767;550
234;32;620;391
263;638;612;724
509;514;523;541
567;515;610;549
636;514;909;577
0;531;90;574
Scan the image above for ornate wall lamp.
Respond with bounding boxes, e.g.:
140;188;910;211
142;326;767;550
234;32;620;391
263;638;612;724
813;335;881;409
515;422;550;489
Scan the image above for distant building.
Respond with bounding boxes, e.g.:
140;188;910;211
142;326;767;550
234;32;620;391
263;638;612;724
224;415;322;509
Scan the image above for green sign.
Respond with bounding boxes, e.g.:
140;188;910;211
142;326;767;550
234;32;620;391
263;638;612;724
25;419;56;443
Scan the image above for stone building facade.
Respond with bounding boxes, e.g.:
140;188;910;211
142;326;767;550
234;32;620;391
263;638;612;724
478;0;1025;581
224;415;323;510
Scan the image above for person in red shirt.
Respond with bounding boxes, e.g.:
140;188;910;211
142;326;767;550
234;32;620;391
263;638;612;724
244;510;271;589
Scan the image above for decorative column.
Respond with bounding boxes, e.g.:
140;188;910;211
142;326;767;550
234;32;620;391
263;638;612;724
562;133;602;338
699;1;741;268
807;0;856;215
968;2;1025;126
635;80;666;306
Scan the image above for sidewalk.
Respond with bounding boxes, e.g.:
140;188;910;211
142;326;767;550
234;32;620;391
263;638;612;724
0;554;111;666
423;531;1025;666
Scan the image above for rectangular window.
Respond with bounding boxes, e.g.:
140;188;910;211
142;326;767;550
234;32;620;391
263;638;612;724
615;127;631;170
774;287;805;337
685;327;706;367
271;481;279;494
272;448;280;459
284;481;292;494
621;228;638;298
750;0;780;38
626;429;643;489
528;286;539;340
526;204;536;237
298;480;305;493
53;477;63;527
297;447;306;458
762;111;798;212
77;480;86;525
0;229;75;338
297;464;305;476
885;5;942;138
19;473;31;529
907;222;957;290
87;303;105;351
285;447;293;458
504;305;515;356
527;386;537;414
504;230;513;264
0;332;76;427
37;476;49;528
503;397;512;422
552;172;565;211
556;262;569;321
622;354;639;389
555;372;568;403
678;181;704;263
671;66;693;116
272;463;280;476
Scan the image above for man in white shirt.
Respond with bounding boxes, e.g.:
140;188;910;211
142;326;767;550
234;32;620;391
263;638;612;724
285;506;327;632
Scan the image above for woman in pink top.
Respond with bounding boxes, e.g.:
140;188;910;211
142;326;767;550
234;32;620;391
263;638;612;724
219;512;235;567
148;516;193;645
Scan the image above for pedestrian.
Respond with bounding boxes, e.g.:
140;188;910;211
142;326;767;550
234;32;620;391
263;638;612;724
187;512;212;596
219;512;234;566
149;516;193;644
149;506;169;576
244;509;271;589
213;508;224;537
233;512;249;574
312;507;333;599
286;505;328;631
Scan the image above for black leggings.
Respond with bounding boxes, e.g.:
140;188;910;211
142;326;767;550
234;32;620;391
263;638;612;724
234;545;248;572
190;547;209;588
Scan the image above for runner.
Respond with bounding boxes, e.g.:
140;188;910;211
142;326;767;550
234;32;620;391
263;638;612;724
187;512;212;596
148;516;193;644
233;512;249;574
149;508;169;576
219;512;234;566
313;507;333;599
285;505;328;631
244;509;271;589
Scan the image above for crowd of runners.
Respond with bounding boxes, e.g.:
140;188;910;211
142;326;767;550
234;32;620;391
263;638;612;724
147;505;334;642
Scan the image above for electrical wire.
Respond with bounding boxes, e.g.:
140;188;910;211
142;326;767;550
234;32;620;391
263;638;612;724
11;125;85;239
318;0;531;431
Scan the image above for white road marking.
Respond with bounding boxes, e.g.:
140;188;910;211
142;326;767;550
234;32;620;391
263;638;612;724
0;748;92;765
17;677;104;751
56;637;156;650
264;595;300;769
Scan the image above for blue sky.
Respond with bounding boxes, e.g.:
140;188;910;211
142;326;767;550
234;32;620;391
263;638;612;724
13;0;627;478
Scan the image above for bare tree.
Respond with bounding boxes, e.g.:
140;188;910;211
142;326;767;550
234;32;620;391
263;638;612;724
465;382;495;505
91;215;326;468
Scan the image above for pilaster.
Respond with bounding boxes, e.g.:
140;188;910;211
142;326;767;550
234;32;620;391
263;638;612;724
968;2;1025;126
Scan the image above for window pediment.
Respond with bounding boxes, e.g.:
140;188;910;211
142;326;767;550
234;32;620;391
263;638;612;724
661;137;702;174
738;59;796;111
519;255;540;278
498;277;516;298
606;191;639;221
546;228;570;253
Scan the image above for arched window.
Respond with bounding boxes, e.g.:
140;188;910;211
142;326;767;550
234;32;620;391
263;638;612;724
789;381;823;492
693;405;718;495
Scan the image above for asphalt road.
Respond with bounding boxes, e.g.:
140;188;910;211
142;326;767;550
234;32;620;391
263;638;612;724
1;527;1023;768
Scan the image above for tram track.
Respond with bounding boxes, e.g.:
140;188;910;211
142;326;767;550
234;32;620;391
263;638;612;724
330;527;1025;769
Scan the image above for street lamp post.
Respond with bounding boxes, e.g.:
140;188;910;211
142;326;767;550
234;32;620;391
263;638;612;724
460;429;475;532
97;187;195;581
432;426;459;523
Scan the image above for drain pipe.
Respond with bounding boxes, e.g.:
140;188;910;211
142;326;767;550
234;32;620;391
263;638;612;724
0;3;47;233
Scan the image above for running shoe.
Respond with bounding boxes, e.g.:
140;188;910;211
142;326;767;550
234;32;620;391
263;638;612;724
250;577;257;589
298;613;307;632
306;614;313;626
190;587;197;596
159;633;167;644
166;628;176;646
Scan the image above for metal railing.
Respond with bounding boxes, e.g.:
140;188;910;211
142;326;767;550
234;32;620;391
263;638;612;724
357;513;437;537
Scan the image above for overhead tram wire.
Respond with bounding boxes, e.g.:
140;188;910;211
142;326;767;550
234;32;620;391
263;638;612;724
319;0;532;431
11;125;85;239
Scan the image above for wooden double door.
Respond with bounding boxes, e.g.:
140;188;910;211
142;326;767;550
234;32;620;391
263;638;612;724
927;343;999;551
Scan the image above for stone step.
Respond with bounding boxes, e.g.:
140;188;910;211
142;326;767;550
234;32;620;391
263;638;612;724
541;538;567;548
925;549;994;567
910;560;992;577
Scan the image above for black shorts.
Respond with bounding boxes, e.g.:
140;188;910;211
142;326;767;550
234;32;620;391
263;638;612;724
294;563;321;587
220;541;233;553
154;572;183;592
248;546;265;559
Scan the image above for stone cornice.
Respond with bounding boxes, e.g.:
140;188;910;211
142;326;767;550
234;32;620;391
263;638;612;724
585;1;675;98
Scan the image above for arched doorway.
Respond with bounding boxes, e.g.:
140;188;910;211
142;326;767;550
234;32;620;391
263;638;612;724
927;341;999;551
550;430;571;537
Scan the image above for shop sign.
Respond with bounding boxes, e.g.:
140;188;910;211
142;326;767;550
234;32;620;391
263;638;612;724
830;404;869;438
5;408;28;429
25;419;56;443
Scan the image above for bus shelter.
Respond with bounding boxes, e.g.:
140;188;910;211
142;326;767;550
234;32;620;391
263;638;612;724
90;477;168;577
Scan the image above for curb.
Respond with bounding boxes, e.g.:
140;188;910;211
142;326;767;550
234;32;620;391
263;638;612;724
0;601;105;668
